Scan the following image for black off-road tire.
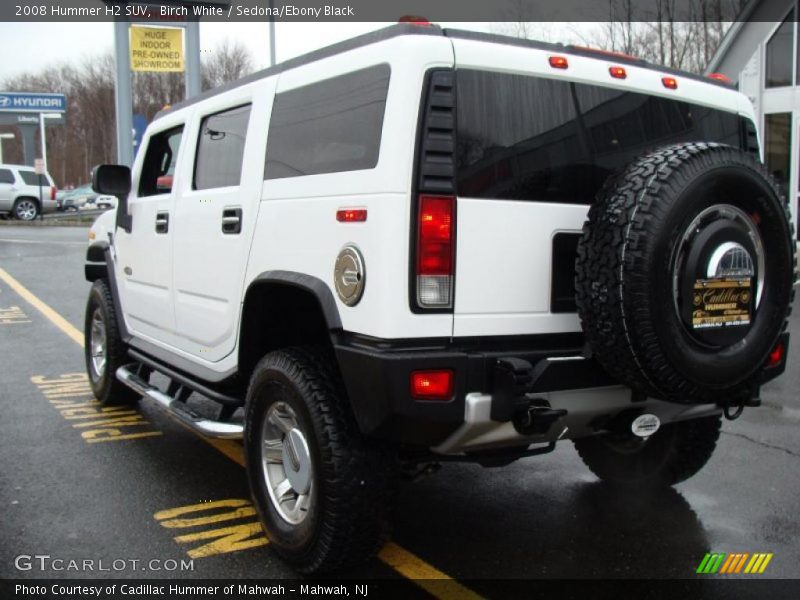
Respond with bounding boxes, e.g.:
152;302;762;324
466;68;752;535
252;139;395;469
244;346;397;573
84;279;139;406
574;415;722;487
576;143;795;403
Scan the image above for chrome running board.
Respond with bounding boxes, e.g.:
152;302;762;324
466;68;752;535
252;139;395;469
116;364;243;439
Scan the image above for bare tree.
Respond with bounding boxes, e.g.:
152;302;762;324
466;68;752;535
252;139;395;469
1;38;254;186
589;0;748;74
202;39;253;91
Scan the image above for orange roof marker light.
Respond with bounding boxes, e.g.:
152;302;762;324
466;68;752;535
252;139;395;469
609;66;627;79
549;56;569;69
708;72;732;84
662;76;678;90
399;16;433;26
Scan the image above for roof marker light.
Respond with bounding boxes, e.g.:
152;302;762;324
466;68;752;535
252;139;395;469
399;15;432;26
662;76;678;90
549;56;569;69
609;66;627;79
708;72;732;84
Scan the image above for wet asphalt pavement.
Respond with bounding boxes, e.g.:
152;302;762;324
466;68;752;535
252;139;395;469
1;226;799;596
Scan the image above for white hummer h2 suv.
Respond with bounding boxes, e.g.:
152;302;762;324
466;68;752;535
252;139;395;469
83;24;796;573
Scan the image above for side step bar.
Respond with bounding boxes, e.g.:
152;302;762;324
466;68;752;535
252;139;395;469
116;365;244;439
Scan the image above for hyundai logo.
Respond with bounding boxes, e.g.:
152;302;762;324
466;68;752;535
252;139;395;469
0;96;11;108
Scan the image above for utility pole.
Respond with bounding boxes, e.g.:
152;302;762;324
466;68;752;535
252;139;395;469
268;0;276;66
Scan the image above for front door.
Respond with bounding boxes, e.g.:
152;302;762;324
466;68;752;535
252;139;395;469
114;122;185;343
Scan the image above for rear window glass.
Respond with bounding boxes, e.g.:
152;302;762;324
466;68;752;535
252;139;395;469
194;104;252;190
0;169;14;184
264;64;390;179
19;170;52;186
456;70;752;204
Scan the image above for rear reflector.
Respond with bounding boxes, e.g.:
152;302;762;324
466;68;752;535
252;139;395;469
549;56;569;69
411;370;454;400
662;76;678;89
336;208;367;222
417;195;454;308
767;342;785;368
609;66;627;79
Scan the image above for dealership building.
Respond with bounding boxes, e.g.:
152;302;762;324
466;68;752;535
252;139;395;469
707;0;800;238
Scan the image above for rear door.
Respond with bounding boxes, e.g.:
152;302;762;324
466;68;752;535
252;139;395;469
451;40;592;338
170;83;271;362
450;38;752;338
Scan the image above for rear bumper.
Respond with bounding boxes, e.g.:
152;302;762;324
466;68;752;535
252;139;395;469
334;332;616;448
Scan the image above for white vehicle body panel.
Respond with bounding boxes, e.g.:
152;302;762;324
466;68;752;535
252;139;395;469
247;35;455;342
449;37;757;337
103;30;760;379
171;80;274;362
115;111;187;344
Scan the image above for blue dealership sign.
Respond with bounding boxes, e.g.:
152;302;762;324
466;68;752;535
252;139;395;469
0;92;67;113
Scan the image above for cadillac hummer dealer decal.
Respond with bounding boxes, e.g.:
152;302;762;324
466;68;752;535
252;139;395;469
692;278;752;329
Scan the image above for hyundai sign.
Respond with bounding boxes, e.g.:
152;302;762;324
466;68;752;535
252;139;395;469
0;92;67;113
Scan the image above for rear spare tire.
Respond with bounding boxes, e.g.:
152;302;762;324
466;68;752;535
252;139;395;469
576;143;794;404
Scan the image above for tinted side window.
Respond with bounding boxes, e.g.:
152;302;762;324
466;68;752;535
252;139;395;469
766;10;794;88
0;169;14;184
19;171;48;186
194;104;252;190
456;70;749;204
265;64;390;179
139;126;183;197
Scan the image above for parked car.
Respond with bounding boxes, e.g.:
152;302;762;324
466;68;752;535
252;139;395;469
60;183;114;211
0;163;58;220
82;24;795;573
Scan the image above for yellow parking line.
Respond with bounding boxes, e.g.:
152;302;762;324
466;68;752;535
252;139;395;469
1;267;482;600
0;267;84;347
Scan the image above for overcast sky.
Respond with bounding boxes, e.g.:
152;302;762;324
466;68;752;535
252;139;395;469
0;21;598;82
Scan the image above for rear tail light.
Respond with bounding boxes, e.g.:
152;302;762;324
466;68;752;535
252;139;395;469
50;186;56;200
416;195;455;308
411;370;454;401
549;56;569;69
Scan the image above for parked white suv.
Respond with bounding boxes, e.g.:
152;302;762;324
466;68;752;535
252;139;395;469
83;24;796;573
0;163;58;220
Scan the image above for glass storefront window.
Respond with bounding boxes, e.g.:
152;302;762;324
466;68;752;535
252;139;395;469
766;10;794;88
764;113;792;197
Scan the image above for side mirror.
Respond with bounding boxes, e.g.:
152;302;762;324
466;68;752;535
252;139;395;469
91;164;132;233
92;164;131;196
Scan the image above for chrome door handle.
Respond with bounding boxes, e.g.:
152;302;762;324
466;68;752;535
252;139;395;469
155;211;169;234
222;207;242;234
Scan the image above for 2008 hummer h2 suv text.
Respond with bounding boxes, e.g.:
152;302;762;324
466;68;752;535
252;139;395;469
83;24;796;573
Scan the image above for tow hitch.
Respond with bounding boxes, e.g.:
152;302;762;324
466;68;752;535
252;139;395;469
492;357;568;435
